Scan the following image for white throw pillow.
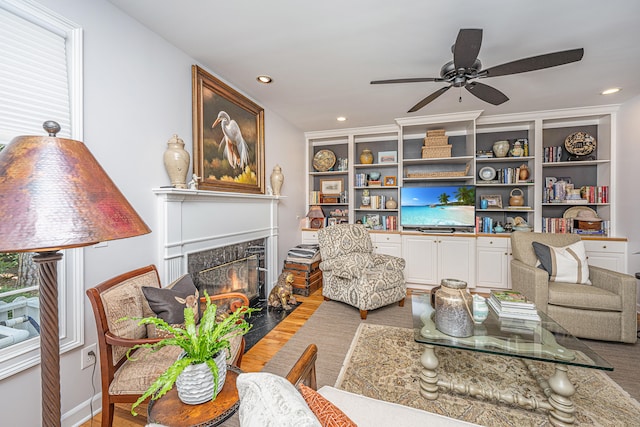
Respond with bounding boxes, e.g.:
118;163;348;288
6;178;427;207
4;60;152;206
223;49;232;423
237;372;321;427
532;240;591;285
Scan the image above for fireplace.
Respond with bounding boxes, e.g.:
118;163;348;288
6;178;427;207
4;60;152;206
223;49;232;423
153;188;282;297
188;240;266;302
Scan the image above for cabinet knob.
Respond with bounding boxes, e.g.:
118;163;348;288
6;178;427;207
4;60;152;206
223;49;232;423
490;241;493;245
603;245;607;249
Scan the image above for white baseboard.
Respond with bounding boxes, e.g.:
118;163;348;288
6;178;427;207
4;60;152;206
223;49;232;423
64;392;101;427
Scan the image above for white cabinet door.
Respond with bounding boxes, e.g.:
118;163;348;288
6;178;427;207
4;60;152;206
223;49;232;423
582;240;627;272
476;237;510;289
438;236;476;287
370;232;402;257
402;235;438;285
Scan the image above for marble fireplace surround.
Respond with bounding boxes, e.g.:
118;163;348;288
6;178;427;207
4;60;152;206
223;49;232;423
153;188;282;296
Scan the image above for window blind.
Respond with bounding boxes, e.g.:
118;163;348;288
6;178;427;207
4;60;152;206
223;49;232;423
0;5;70;145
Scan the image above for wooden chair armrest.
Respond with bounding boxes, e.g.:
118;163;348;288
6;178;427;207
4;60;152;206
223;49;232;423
105;331;162;347
286;344;318;390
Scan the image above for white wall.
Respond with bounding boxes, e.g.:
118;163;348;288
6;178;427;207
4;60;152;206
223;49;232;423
0;0;304;426
616;94;640;307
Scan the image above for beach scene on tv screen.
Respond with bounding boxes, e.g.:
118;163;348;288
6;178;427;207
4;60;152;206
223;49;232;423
401;186;475;227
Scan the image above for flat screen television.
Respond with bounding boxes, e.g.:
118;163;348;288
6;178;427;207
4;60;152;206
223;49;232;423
400;185;476;230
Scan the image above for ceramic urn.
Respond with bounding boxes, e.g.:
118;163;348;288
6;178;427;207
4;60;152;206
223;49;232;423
270;165;284;196
163;134;190;189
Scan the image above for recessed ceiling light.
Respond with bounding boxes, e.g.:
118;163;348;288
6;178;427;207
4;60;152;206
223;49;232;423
601;87;620;95
256;75;272;84
337;116;347;122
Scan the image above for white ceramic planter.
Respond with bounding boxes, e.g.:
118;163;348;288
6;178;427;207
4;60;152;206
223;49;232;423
175;350;227;405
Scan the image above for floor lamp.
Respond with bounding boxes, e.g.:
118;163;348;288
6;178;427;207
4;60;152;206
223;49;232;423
0;121;151;427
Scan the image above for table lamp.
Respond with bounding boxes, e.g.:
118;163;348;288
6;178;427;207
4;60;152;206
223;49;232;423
306;205;325;229
0;121;151;427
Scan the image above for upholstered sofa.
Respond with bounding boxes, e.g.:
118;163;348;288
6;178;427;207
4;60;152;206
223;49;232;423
510;232;637;343
318;224;406;319
235;344;480;427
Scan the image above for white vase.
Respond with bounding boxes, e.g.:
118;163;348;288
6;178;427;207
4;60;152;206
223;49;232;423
175;350;227;405
270;165;284;196
163;134;190;189
492;140;510;158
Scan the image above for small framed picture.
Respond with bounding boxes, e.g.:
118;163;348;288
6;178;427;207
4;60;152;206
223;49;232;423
327;217;338;226
320;178;343;195
378;151;397;164
481;195;503;209
384;176;397;186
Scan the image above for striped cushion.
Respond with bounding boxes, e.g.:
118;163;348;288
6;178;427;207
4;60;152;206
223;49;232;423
532;240;591;285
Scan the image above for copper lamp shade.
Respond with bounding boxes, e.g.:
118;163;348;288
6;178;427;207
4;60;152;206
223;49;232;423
0;122;150;427
0;124;151;252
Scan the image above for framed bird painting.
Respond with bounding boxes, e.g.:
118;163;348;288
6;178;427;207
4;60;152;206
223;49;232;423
192;65;265;193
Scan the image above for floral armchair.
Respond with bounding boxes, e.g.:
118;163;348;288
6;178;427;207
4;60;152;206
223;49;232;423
318;224;406;319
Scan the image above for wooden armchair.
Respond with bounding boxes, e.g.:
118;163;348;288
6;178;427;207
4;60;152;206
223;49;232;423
86;265;248;427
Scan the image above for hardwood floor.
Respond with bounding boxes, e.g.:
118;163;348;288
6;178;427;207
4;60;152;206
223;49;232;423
80;291;324;426
79;293;640;426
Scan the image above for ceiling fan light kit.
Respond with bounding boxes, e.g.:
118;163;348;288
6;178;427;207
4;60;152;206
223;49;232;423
371;28;584;112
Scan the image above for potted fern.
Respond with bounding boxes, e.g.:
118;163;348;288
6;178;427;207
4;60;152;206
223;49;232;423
127;291;256;415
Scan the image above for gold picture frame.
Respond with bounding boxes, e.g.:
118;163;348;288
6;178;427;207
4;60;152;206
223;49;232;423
384;176;397;186
192;65;265;193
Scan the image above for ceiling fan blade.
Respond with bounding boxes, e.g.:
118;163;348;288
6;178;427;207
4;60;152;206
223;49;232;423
453;29;483;70
482;48;584;78
465;82;509;105
408;86;451;112
371;77;443;84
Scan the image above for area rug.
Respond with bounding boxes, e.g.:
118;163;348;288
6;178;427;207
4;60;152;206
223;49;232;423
336;323;640;426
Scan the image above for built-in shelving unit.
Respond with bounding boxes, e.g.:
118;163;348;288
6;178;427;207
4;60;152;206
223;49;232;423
305;106;618;237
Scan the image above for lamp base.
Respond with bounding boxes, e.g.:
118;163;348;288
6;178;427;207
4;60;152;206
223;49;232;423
33;251;63;427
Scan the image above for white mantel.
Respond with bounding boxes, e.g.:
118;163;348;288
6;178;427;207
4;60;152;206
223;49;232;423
153;188;282;294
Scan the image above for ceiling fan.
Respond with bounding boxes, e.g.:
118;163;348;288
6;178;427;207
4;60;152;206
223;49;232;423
371;29;584;113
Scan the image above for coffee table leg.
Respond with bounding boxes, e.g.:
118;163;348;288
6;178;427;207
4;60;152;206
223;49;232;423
419;344;439;400
547;365;576;426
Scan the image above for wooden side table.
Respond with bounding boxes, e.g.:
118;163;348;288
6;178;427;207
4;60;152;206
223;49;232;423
147;366;241;427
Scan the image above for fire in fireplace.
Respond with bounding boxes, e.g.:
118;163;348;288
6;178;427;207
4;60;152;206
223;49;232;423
188;239;266;304
198;256;259;300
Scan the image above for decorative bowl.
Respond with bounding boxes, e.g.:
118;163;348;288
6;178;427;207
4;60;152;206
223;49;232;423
369;172;381;181
478;166;496;181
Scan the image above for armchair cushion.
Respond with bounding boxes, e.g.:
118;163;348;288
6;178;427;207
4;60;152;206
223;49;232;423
109;345;182;395
548;282;622;311
319;253;374;279
532;240;591;285
142;274;200;324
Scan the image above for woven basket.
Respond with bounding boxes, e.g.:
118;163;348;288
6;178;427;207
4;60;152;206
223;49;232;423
407;164;470;178
423;135;449;146
426;129;446;137
422;145;452;158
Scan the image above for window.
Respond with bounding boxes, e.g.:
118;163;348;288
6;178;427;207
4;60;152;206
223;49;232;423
0;0;83;379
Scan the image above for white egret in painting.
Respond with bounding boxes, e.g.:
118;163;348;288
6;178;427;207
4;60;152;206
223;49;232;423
211;111;249;169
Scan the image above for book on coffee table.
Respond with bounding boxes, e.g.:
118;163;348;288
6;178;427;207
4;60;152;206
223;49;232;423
489;290;535;308
487;295;541;321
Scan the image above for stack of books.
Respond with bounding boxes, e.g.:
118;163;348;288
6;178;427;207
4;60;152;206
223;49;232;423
286;244;321;264
488;290;541;322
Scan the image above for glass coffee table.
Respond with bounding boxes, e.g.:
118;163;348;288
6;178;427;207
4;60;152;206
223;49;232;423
412;291;612;426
